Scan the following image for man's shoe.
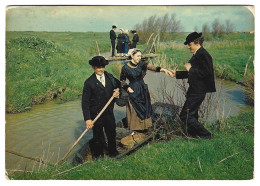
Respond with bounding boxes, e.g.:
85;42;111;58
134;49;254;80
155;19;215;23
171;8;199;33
108;150;119;158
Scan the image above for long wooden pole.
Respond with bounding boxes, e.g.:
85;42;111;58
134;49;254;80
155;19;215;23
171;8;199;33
56;92;117;166
5;149;55;167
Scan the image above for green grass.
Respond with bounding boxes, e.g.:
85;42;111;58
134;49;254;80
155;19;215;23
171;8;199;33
5;31;144;113
6;32;254;180
6;32;254;113
6;31;112;55
8;109;254;180
154;33;254;82
6;32;113;113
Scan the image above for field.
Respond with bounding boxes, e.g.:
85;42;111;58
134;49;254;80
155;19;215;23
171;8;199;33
6;31;254;180
6;32;254;113
6;32;111;113
6;31;254;113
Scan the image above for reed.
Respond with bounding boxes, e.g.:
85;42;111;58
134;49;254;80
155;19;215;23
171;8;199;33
106;62;124;80
152;76;234;140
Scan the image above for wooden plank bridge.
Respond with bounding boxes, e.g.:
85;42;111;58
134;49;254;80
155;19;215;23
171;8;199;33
105;53;160;62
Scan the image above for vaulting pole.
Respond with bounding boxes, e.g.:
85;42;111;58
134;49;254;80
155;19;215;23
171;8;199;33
56;90;118;166
6;149;55;167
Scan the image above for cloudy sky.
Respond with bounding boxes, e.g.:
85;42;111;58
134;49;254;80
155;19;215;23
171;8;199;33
6;5;254;32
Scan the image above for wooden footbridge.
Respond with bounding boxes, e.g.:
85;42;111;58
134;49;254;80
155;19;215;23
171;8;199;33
105;53;160;62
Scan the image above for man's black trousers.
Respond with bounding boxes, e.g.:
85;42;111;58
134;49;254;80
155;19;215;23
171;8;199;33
111;40;116;56
89;112;117;158
179;93;212;138
131;42;137;49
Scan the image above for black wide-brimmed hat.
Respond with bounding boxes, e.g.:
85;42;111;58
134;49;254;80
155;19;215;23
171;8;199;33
131;30;136;33
184;32;202;45
112;25;117;28
89;56;109;66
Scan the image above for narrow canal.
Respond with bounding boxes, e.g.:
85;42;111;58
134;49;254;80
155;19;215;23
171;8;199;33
5;69;251;171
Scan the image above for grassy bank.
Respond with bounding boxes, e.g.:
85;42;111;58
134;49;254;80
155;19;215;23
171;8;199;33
6;32;254;113
7;109;254;180
6;32;111;113
152;33;254;82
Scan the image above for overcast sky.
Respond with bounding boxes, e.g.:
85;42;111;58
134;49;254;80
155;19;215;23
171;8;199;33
6;5;254;32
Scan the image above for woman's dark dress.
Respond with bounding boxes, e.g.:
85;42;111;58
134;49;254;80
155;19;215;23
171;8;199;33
117;33;125;54
120;61;161;131
124;34;130;54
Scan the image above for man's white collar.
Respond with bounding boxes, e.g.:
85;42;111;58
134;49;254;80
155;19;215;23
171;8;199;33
95;73;105;78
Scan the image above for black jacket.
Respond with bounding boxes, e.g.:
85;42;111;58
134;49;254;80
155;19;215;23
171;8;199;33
132;34;139;43
176;47;216;94
82;71;120;121
110;30;116;41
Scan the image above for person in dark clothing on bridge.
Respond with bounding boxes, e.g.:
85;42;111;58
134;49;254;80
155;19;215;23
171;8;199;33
131;30;139;49
124;30;130;55
110;25;117;57
171;32;216;139
117;28;125;56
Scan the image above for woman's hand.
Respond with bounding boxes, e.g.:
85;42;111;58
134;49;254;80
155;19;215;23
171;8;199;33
169;70;176;77
161;68;175;77
127;87;134;93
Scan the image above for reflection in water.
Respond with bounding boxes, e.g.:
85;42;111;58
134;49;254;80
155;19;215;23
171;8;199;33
5;69;251;171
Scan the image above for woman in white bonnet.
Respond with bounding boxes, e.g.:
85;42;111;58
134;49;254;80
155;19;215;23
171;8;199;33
120;49;174;132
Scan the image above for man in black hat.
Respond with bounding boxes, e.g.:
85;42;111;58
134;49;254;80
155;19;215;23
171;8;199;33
131;30;139;49
171;32;216;139
110;25;117;57
82;56;120;159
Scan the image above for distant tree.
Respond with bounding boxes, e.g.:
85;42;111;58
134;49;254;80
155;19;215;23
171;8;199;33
202;23;211;40
133;13;182;43
225;19;234;33
212;19;225;39
168;13;182;33
147;15;158;33
158;13;170;41
202;23;210;33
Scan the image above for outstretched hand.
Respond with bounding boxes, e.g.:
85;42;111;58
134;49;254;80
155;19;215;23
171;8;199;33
168;70;176;77
161;68;175;78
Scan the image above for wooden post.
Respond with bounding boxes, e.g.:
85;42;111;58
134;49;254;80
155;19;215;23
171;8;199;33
244;56;252;77
146;33;154;45
95;41;100;55
149;34;159;53
157;34;160;49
